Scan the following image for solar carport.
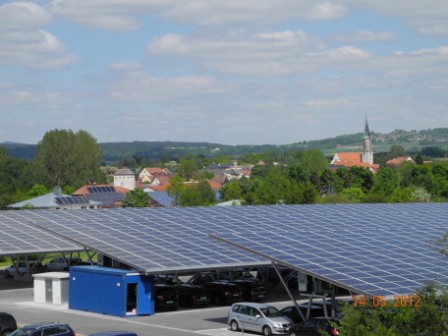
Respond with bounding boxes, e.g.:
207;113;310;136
1;203;448;312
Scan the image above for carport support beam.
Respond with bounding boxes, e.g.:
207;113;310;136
271;261;306;322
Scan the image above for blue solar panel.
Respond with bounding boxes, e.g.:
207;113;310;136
209;203;448;296
147;191;174;207
55;196;90;205
1;203;448;297
0;211;82;255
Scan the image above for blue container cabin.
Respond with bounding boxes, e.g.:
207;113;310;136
69;266;154;317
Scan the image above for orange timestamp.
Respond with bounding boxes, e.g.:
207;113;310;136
353;294;421;308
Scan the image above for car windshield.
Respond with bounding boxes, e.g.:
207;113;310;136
260;306;281;317
9;328;34;336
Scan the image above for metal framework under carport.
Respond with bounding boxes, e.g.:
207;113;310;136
210;233;364;321
1;247;97;280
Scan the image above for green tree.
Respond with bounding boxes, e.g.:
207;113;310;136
34;129;105;188
28;184;48;197
388;186;416;203
398;161;419;187
301;182;319;204
220;179;243;201
196;180;217;205
389;145;405;159
167;175;185;206
342;187;365;203
121;189;149;207
178;157;200;180
177;181;217;206
288;164;308;183
255;166;293;204
372;167;399;196
415;153;424;165
0;147;30;208
339;284;448;336
319;169;335;195
296;149;329;176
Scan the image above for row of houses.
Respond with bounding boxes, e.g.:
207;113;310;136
9;119;416;210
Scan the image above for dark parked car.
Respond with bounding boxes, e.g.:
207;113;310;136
280;305;321;324
288;317;339;336
9;322;75;336
218;269;261;283
154;284;179;311
200;281;242;305
155;275;210;307
188;272;243;305
0;312;17;336
226;279;266;302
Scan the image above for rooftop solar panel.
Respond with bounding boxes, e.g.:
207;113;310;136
147;191;174;207
55;196;91;205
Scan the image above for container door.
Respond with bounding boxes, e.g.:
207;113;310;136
127;283;137;314
45;279;52;303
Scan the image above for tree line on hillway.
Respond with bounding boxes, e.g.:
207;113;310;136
1;129;448;209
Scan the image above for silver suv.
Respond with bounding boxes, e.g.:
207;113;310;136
228;302;293;336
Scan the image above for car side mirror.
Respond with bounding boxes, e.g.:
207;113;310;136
255;314;261;318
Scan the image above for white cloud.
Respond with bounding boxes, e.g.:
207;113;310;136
343;0;448;36
106;65;230;101
148;31;371;75
48;0;173;32
0;2;52;31
0;29;77;68
305;98;350;108
0;2;77;69
47;0;347;31
333;30;397;42
109;61;144;71
45;0;448;37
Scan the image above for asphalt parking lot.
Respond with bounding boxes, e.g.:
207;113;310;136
0;276;296;336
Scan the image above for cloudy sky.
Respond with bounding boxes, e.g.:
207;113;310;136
1;1;447;145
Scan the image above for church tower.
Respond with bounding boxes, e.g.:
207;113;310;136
362;117;374;164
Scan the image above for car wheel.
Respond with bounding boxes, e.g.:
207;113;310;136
262;325;272;336
289;332;298;336
2;330;13;336
4;270;10;278
230;320;239;332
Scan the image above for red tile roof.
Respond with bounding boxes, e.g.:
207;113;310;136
145;167;166;175
333;152;362;164
386;156;414;166
331;152;379;172
73;184;130;196
148;184;170;192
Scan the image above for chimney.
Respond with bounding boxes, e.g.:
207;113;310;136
53;186;62;196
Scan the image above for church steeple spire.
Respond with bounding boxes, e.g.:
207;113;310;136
364;117;370;139
362;117;373;164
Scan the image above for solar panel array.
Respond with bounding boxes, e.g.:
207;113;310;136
17;207;268;273
87;192;125;207
55;196;91;205
1;203;448;297
211;203;448;296
88;186;116;193
147;191;174;207
0;211;82;255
